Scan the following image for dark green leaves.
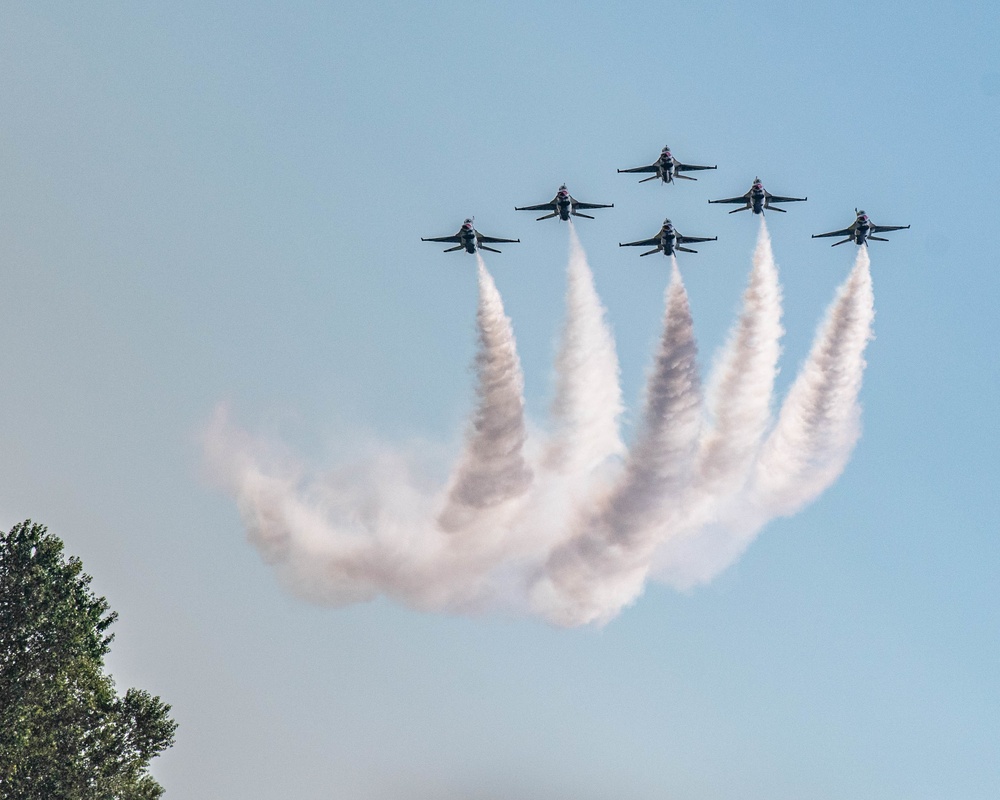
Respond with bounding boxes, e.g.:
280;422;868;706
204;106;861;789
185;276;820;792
0;521;177;799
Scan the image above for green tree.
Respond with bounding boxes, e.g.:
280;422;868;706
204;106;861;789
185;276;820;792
0;521;177;799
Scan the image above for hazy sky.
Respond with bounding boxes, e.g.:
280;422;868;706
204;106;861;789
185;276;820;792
1;2;998;798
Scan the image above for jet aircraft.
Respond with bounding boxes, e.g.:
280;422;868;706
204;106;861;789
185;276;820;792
812;209;910;246
421;219;520;254
619;218;717;257
709;177;806;214
618;146;717;184
515;184;613;221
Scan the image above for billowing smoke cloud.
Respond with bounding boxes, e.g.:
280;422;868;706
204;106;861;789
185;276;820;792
536;260;701;625
438;256;533;533
544;226;625;477
693;222;784;501
652;242;875;588
651;221;784;586
752;245;874;514
207;224;876;626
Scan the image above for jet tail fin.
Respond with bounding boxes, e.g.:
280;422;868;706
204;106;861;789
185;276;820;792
869;235;889;242
729;206;750;214
572;211;595;219
536;212;559;221
765;204;787;213
443;245;465;252
479;245;502;254
831;238;852;247
639;174;659;183
676;173;697;181
639;248;661;257
676;246;698;253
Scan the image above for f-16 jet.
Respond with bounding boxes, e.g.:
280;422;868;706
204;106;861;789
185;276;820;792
812;209;910;247
421;219;520;254
618;146;717;184
619;218;717;257
515;184;613;221
709;177;806;214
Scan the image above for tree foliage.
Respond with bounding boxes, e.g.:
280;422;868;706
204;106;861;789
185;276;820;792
0;521;177;799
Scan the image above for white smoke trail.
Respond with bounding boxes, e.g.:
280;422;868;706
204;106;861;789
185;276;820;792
207;234;876;627
438;256;533;533
204;256;536;614
536;260;702;625
651;220;784;583
655;246;875;587
752;246;874;515
694;219;784;499
203;416;443;609
544;223;625;476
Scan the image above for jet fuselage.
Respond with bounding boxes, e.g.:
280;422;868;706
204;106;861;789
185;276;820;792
460;220;477;252
556;189;572;220
659;223;678;255
657;149;677;183
851;213;872;245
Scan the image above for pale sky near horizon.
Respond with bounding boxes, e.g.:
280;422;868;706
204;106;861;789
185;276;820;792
1;3;998;798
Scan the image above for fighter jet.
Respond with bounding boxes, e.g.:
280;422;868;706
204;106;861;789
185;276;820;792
812;209;910;247
709;177;806;214
421;219;520;254
618;146;717;184
515;184;613;221
619;218;717;257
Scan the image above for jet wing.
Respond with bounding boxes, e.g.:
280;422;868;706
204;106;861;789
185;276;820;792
812;225;855;239
765;193;807;203
514;202;556;212
573;200;614;210
421;234;461;243
477;234;520;244
677;235;717;244
676;162;717;172
871;223;910;233
619;237;661;247
617;164;658;174
709;192;750;204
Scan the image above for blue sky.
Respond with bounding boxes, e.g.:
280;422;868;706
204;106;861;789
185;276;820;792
1;2;998;798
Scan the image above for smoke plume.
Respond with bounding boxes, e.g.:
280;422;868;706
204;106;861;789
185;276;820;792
207;229;876;626
752;245;874;515
544;225;625;477
653;243;875;588
437;256;533;533
536;260;701;625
